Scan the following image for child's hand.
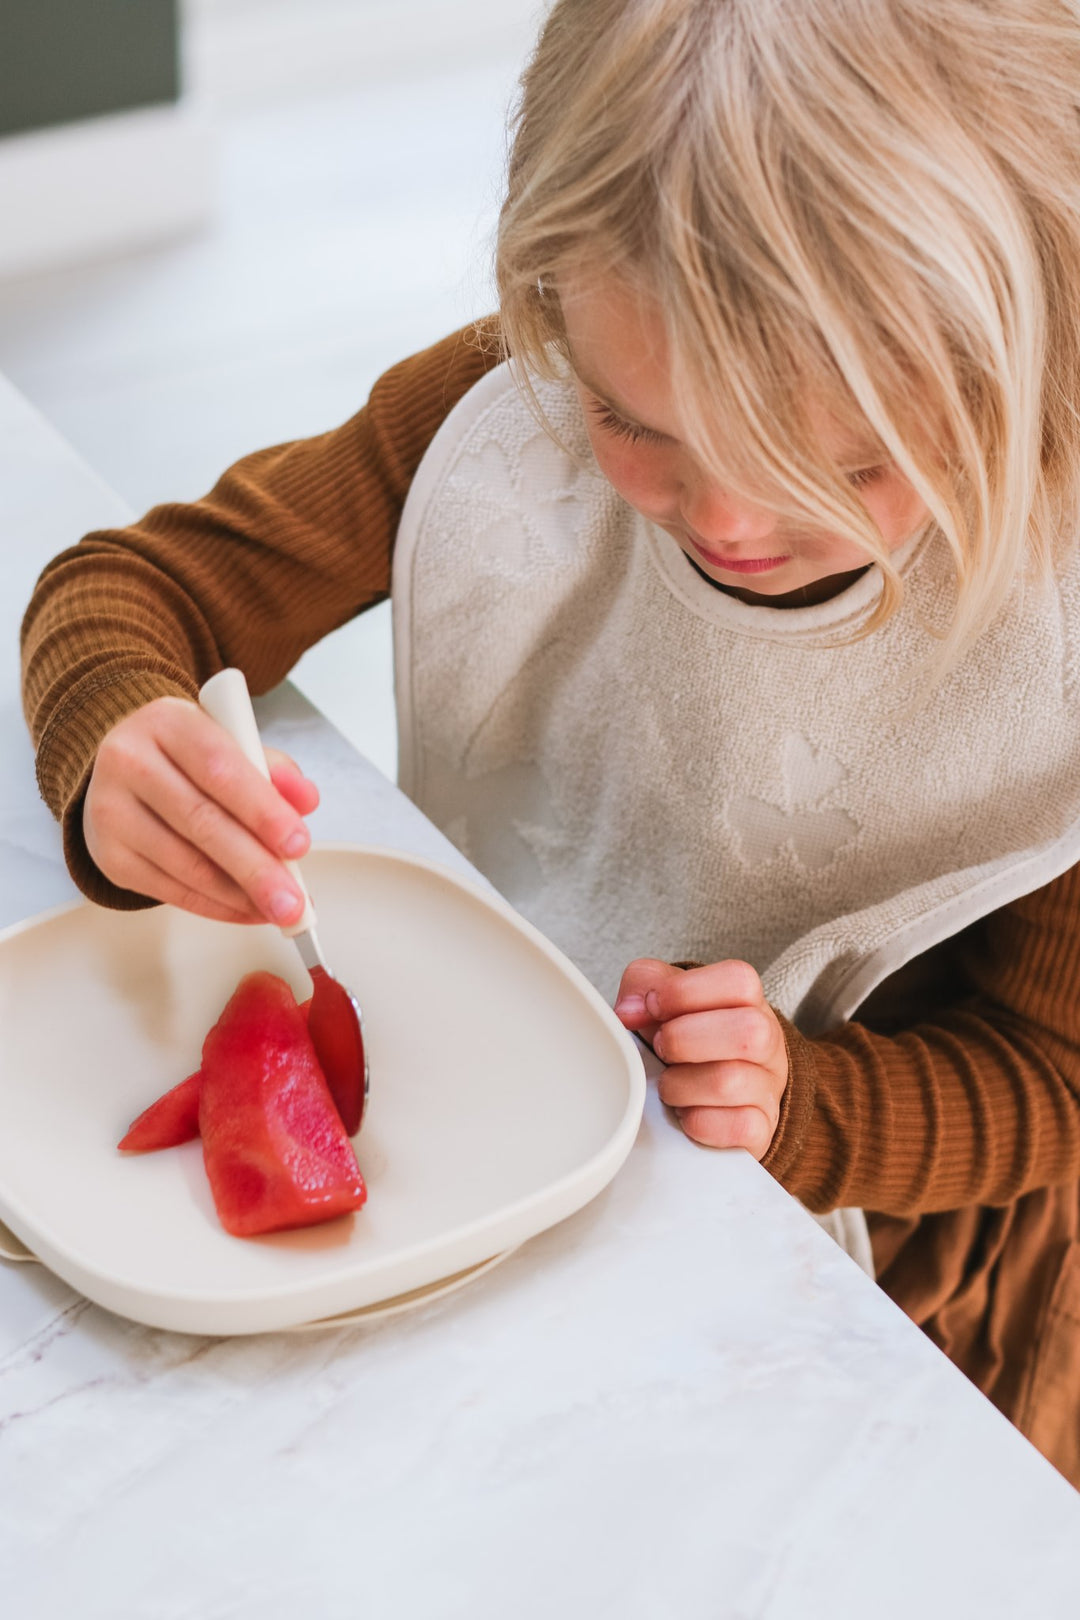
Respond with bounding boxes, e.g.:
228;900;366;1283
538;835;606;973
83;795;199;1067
83;696;319;926
614;958;788;1158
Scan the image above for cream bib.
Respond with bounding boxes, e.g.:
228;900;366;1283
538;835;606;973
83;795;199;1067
393;362;1080;1271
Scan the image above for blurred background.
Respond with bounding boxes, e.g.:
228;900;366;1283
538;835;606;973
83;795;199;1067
0;0;545;778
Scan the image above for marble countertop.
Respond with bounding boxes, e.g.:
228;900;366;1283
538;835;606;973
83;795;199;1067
3;372;1080;1617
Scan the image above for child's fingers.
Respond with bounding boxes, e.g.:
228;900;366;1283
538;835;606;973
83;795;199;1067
652;1004;779;1067
614;958;684;1030
129;752;307;924
644;959;765;1022
85;699;317;925
157;707;311;862
657;1059;778;1114
614;967;784;1162
264;747;320;815
613;999;656;1036
86;781;267;921
95;699;311;864
134;804;268;921
675;1103;776;1159
89;722;306;924
115;842;264;926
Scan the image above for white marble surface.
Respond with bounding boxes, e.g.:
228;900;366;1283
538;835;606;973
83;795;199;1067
4;373;1080;1615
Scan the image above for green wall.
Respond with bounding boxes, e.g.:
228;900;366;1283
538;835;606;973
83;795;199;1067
0;1;179;139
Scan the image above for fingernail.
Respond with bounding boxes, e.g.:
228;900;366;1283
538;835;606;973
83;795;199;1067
645;991;661;1018
282;829;308;858
614;994;646;1020
269;889;301;922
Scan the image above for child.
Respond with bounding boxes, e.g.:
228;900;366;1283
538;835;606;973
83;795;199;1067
20;0;1080;1485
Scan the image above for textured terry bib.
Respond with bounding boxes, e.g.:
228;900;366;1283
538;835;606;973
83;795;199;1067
393;361;1080;1269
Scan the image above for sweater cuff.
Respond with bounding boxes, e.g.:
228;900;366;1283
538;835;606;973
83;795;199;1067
37;667;199;909
761;1012;820;1191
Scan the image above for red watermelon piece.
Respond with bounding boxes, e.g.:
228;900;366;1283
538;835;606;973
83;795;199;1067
199;972;366;1237
118;1069;202;1153
117;995;314;1153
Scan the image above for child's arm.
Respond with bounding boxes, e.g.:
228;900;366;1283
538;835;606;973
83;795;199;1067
617;859;1080;1219
21;319;501;914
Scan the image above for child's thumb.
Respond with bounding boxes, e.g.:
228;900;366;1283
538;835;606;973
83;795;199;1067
613;958;684;1033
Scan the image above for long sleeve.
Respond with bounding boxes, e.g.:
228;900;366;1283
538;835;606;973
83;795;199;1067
763;859;1080;1216
20;318;502;906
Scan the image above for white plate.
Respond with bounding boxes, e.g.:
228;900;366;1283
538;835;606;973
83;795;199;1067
0;845;644;1335
277;1249;518;1332
0;1218;516;1329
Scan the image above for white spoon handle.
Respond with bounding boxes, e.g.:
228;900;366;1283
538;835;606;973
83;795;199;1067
198;667;316;937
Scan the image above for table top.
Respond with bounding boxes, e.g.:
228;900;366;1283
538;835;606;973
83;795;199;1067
3;370;1079;1618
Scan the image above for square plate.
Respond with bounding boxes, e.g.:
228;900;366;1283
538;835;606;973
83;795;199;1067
0;845;644;1334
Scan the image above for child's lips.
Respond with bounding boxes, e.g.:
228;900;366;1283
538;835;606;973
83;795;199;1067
687;536;790;574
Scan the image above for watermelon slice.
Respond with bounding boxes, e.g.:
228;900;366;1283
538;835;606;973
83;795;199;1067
118;1069;202;1153
198;972;366;1236
117;996;313;1153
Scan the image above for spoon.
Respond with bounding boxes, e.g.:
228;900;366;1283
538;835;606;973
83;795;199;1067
198;667;369;1135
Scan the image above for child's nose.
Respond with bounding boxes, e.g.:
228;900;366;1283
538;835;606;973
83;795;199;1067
681;482;780;546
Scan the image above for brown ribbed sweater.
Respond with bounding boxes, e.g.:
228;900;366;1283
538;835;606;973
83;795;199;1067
19;321;1080;1414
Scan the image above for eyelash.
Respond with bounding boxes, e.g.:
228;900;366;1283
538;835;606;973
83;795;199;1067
587;400;667;446
588;396;889;489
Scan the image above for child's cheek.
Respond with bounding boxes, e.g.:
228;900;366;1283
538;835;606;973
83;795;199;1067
589;437;674;519
865;473;930;549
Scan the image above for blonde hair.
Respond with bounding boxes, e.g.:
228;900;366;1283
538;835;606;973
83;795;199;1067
496;0;1080;677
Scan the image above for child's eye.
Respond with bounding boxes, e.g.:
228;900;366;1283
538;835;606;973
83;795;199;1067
587;399;667;446
847;464;887;488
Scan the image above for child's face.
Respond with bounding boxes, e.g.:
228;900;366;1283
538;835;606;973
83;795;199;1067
561;281;929;607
